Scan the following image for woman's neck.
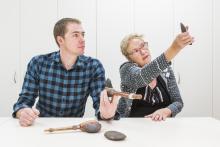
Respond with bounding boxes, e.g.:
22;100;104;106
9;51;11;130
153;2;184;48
149;79;157;89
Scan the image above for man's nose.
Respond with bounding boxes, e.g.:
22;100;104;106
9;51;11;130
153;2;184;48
79;34;85;42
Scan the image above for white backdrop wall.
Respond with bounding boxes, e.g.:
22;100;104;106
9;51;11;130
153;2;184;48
173;0;213;116
0;0;219;119
213;0;220;119
0;0;20;117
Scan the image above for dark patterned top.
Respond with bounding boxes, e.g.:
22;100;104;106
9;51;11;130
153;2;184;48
118;53;183;117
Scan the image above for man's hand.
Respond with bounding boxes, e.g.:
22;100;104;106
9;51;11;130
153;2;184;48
99;89;119;120
16;107;40;127
145;108;172;121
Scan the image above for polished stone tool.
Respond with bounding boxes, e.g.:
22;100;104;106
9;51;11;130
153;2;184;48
44;120;101;133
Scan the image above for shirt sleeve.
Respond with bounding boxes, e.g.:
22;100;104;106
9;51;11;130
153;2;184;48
166;67;184;117
120;53;171;90
88;59;105;117
117;97;132;117
12;56;40;117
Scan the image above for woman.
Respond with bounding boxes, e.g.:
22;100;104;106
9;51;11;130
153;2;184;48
118;32;194;121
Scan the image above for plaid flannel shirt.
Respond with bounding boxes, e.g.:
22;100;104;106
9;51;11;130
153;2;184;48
13;51;105;117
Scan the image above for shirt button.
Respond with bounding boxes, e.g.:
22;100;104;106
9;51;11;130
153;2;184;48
62;96;65;102
65;71;68;76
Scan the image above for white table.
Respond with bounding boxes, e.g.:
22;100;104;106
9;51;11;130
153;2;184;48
0;117;10;126
0;117;220;147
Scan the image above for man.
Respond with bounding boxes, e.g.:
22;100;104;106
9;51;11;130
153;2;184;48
13;18;119;127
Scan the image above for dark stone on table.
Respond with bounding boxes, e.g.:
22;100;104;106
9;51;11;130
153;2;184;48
104;131;126;141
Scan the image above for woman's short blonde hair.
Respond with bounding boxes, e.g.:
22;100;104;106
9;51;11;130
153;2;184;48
120;33;144;60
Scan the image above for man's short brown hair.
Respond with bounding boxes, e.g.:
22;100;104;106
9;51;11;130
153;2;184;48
53;18;81;47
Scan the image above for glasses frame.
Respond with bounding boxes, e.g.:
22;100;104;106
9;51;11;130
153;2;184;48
127;42;149;56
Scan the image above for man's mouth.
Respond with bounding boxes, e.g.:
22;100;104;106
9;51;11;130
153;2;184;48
79;46;85;49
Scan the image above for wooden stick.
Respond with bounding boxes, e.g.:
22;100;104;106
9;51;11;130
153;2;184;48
105;87;142;99
44;125;79;133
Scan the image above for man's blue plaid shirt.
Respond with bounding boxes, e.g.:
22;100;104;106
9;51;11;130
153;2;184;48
13;51;105;117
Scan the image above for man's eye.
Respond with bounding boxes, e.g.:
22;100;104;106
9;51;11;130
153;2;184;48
73;34;79;37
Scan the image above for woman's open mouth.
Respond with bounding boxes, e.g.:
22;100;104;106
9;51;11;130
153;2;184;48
143;55;149;60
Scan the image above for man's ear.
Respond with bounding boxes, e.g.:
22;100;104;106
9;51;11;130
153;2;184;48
57;36;64;46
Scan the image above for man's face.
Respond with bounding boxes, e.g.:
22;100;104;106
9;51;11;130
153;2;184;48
59;23;85;56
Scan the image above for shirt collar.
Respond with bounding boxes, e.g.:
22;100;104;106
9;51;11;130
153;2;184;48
53;51;84;68
53;51;60;63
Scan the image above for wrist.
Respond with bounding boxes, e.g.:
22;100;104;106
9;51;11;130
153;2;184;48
100;113;115;120
16;109;23;119
165;45;180;62
164;108;172;117
16;108;27;119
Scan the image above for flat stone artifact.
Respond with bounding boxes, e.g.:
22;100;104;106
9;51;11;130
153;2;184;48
104;131;126;141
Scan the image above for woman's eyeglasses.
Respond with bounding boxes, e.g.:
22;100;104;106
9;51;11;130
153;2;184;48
127;42;149;55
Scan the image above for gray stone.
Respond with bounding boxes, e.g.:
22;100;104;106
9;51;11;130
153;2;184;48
104;131;126;141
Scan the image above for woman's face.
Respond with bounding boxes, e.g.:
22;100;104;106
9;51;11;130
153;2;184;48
127;38;151;67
